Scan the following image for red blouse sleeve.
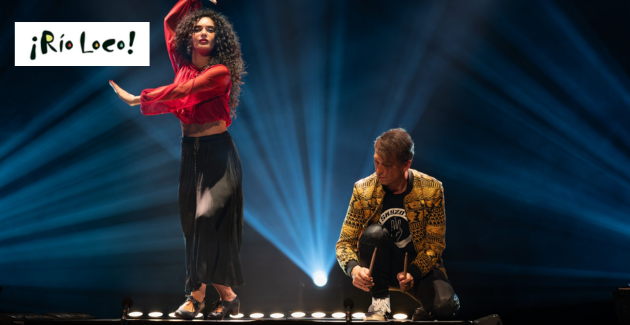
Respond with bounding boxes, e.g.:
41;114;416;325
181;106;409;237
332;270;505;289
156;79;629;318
140;65;231;115
165;0;201;73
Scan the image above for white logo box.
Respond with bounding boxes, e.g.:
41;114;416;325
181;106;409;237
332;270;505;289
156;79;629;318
15;22;150;66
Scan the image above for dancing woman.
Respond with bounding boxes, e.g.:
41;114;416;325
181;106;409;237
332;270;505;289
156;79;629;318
109;0;245;320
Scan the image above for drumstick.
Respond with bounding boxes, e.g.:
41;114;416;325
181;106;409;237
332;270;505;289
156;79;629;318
367;247;377;277
402;252;408;293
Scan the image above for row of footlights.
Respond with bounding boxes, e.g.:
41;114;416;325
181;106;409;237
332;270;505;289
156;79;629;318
127;311;409;320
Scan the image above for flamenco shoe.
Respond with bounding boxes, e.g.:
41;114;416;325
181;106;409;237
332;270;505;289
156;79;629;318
174;295;205;320
206;296;240;320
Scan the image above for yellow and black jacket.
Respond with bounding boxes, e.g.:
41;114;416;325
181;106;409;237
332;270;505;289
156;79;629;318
335;169;447;280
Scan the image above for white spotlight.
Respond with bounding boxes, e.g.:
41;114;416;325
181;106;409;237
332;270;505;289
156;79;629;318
229;313;244;318
250;313;264;319
393;313;408;320
128;312;143;317
291;312;306;318
195;313;203;318
148;312;163;318
270;313;284;318
311;312;326;318
352;312;365;319
168;312;177;318
313;271;328;287
332;312;345;318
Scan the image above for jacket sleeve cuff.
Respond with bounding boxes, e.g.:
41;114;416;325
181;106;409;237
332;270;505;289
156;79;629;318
409;264;425;282
346;260;359;276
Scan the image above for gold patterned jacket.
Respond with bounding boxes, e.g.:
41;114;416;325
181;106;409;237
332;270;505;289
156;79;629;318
335;169;447;280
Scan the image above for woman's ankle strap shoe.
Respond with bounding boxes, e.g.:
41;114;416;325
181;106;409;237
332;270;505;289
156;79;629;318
174;295;205;320
206;296;240;320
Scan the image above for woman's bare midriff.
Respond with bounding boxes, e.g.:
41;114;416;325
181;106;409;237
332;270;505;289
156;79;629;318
181;120;227;137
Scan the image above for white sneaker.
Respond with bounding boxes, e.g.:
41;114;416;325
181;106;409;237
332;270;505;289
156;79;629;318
364;296;391;321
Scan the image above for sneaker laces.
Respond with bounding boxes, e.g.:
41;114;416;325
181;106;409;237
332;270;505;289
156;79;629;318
368;297;391;314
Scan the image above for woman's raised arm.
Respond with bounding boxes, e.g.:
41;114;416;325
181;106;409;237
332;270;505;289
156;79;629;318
164;0;202;73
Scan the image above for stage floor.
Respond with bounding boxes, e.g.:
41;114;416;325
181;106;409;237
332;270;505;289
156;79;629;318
2;320;474;324
0;315;501;325
0;312;502;325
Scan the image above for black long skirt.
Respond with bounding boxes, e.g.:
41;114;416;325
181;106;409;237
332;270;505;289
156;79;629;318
179;132;244;292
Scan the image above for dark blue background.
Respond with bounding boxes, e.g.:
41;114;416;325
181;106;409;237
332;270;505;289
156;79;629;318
2;1;629;324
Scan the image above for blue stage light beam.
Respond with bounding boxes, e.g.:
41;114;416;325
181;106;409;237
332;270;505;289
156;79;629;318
438;12;630;237
0;137;165;221
418;0;630;299
220;0;497;285
228;0;342;283
0;215;182;290
358;0;448;178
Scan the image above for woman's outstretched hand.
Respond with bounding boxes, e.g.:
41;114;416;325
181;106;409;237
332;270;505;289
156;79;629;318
109;80;140;106
209;0;217;4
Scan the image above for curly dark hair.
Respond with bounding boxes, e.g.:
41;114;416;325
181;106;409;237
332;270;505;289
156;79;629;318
173;8;245;116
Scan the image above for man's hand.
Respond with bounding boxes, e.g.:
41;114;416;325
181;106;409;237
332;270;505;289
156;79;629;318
351;266;373;292
397;272;413;292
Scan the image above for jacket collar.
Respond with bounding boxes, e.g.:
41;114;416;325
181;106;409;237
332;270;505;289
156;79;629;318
367;169;419;223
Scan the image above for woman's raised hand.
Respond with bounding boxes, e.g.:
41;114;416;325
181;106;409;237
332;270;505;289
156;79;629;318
109;80;140;106
209;0;217;4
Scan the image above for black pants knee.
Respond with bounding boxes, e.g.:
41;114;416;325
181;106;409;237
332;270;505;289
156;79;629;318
358;224;459;318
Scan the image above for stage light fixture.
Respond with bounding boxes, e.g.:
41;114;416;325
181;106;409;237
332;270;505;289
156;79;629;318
148;312;163;318
120;297;134;322
352;312;365;319
332;312;345;318
291;312;305;318
311;312;326;318
128;312;142;317
223;1;357;285
313;271;328;287
168;312;176;318
229;313;244;318
195;313;203;318
249;313;264;319
393;313;408;320
270;313;284;318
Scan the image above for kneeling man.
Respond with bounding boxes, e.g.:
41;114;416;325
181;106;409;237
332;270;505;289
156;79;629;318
335;128;460;321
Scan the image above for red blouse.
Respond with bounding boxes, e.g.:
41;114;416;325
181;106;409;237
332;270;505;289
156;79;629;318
140;0;232;126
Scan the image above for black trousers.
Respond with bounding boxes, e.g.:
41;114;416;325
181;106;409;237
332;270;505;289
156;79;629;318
358;224;459;318
179;132;244;292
